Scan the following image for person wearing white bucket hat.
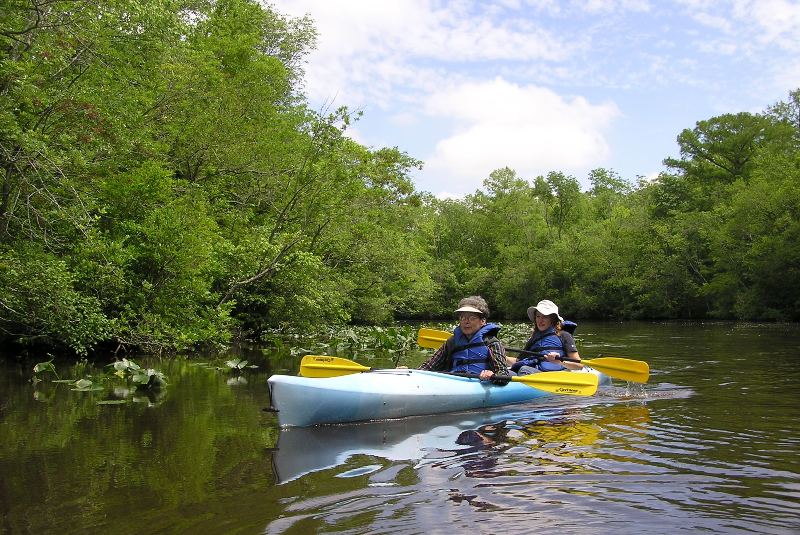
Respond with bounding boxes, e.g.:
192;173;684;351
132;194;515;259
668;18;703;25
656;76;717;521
526;299;563;323
509;299;583;375
415;295;511;384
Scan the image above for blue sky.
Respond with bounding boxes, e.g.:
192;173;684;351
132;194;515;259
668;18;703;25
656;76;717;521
270;0;800;198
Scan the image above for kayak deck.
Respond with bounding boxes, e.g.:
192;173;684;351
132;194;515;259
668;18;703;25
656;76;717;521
268;368;609;427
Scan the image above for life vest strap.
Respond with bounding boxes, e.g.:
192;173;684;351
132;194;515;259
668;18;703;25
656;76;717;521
450;341;488;354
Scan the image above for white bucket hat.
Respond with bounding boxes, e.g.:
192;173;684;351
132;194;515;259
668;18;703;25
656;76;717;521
527;299;564;322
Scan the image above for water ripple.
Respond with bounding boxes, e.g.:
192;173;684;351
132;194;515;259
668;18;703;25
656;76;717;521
266;392;800;535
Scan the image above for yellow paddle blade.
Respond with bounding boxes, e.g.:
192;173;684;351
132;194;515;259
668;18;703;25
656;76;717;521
584;357;650;383
512;371;598;396
417;327;450;349
299;355;370;378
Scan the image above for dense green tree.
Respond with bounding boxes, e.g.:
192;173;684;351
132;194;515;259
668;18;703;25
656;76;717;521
587;167;632;219
1;1;797;355
1;0;194;352
533;171;582;240
423;89;799;323
661;112;781;212
0;0;433;354
706;143;800;320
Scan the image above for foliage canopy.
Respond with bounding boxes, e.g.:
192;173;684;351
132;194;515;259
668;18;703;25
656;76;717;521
1;1;798;355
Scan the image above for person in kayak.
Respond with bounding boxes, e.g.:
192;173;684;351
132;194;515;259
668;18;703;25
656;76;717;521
510;299;583;375
416;295;512;385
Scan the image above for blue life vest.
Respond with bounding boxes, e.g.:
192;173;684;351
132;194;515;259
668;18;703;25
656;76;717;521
522;326;566;371
450;323;501;374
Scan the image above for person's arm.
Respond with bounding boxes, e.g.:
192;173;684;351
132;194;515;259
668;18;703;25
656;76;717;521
488;340;511;374
478;339;511;382
418;341;449;371
559;331;583;370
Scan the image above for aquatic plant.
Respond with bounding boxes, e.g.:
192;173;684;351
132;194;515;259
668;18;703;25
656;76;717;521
110;358;167;389
224;358;258;372
31;357;168;403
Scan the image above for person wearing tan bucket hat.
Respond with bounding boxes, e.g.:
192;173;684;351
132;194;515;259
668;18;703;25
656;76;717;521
508;299;583;375
415;296;512;384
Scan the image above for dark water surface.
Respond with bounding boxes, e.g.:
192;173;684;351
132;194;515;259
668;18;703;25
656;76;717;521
1;322;799;534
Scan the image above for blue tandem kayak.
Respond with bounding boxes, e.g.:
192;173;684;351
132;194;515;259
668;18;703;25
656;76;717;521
268;368;611;427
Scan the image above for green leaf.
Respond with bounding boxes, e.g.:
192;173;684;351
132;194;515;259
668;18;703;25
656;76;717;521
33;361;57;374
74;378;93;389
72;385;104;392
131;373;150;384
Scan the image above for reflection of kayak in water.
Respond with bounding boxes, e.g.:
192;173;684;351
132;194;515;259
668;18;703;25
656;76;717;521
518;404;652;448
270;402;648;483
271;407;526;483
267;368;611;427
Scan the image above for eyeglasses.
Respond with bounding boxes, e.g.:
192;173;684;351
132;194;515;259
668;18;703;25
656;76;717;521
458;313;482;321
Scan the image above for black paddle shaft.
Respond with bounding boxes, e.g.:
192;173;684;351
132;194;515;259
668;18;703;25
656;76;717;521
506;347;581;364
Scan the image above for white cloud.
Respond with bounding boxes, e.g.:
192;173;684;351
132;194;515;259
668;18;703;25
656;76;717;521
694;39;738;55
684;0;800;51
272;0;573;108
583;0;652;13
739;0;800;51
419;77;620;196
772;59;800;95
691;11;734;32
270;0;796;197
285;0;569;62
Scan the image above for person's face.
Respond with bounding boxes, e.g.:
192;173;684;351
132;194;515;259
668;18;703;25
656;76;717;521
534;311;554;331
458;312;486;337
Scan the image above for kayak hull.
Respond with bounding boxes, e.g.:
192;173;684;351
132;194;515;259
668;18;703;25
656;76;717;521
268;368;610;427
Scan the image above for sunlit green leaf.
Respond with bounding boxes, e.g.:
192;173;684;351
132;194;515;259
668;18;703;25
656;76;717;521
132;373;150;384
33;361;57;374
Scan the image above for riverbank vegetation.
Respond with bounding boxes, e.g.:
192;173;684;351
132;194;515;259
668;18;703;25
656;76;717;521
2;1;799;355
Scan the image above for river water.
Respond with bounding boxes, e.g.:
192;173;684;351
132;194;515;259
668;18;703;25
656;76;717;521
1;322;799;534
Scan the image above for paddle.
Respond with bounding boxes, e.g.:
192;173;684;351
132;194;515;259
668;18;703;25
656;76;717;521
506;347;649;383
416;327;650;383
298;355;598;396
299;355;377;378
417;327;450;349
